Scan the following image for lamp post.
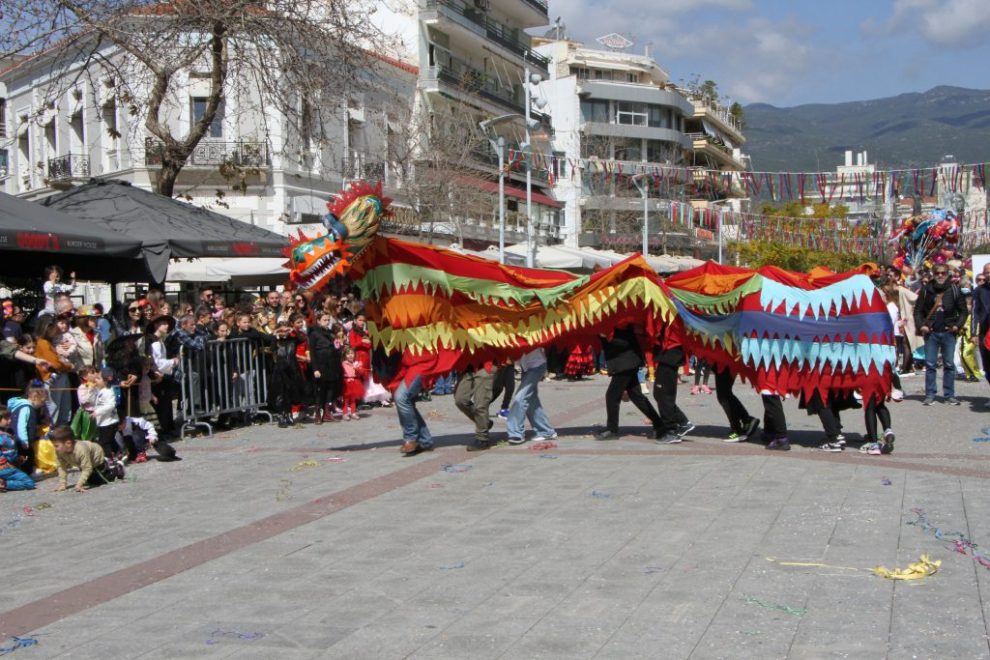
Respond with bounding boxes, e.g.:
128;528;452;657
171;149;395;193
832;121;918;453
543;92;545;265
523;65;546;268
479;114;524;265
631;174;650;256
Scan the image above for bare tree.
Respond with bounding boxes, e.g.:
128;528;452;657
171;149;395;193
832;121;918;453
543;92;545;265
384;96;498;245
2;0;396;196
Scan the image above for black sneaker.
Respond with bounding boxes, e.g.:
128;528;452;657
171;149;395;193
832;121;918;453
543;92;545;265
657;431;682;444
766;436;790;451
946;397;961;406
743;417;761;439
594;429;618;441
466;440;492;452
674;422;695;438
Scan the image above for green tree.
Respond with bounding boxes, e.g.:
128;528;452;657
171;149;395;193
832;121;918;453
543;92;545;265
729;240;872;272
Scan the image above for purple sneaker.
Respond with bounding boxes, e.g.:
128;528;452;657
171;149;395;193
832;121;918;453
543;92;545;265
766;436;790;451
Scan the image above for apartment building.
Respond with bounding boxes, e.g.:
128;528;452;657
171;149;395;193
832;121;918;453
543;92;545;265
376;0;558;245
0;32;416;236
533;36;748;250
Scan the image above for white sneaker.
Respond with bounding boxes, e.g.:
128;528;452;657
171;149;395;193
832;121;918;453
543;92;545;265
532;433;558;442
507;436;527;445
891;389;904;402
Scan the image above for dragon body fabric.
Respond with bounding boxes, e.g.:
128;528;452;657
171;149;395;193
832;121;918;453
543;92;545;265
288;182;895;403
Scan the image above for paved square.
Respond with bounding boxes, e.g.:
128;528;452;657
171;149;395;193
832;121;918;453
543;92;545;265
2;374;990;658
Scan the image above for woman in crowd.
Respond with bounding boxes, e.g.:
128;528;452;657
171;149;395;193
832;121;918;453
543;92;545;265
35;314;77;426
67;306;105;372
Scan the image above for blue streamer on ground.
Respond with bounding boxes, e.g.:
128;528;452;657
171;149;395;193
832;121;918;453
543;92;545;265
908;508;990;570
0;636;40;656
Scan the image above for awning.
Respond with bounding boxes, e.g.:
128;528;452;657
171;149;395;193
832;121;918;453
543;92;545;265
461;176;563;208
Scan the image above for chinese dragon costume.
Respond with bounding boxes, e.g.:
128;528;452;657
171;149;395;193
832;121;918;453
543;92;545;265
286;181;895;403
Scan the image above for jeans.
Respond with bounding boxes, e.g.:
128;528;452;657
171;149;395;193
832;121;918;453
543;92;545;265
924;331;957;397
394;376;431;447
506;364;555;439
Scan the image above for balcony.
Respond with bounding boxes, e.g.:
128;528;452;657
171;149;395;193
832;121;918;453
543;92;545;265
0;149;8;179
687;133;746;170
424;0;549;73
144;139;271;168
47;153;90;186
342;153;386;183
428;54;525;116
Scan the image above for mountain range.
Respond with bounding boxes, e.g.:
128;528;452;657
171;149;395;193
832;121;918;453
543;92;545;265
742;86;990;173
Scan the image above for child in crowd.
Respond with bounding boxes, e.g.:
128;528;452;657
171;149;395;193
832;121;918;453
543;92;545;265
0;455;34;491
72;365;99;441
8;383;50;475
0;406;25;471
91;370;125;461
52;425;123;492
340;347;366;420
42;265;76;315
270;320;306;428
115;416;158;463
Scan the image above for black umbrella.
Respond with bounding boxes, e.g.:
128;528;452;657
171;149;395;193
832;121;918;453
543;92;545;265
43;179;288;283
0;191;143;257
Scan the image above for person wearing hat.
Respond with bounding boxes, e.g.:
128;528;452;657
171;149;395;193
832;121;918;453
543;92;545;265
67;304;106;372
147;314;180;440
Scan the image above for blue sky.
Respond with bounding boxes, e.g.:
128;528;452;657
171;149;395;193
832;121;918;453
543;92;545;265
552;0;990;107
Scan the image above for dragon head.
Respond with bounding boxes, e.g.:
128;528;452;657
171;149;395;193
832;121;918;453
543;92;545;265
286;180;390;291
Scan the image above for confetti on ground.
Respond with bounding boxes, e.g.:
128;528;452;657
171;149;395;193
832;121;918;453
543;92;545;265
538;454;558;459
246;447;261;453
591;490;611;499
973;437;990;443
0;636;40;655
427;483;444;489
323;457;347;463
643;565;665;575
22;506;34;516
438;562;465;570
742;596;807;617
873;554;940;580
766;557;866;572
289;460;320;472
34;502;52;510
881;477;892;485
205;629;264;645
908;508;990;570
530;441;557;450
441;463;472;473
427;410;445;419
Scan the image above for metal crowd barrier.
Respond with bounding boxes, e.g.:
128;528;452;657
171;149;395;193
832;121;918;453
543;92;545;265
177;337;272;437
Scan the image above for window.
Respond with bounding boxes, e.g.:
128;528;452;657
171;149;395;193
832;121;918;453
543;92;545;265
580;99;609;123
572;67;590;79
648;105;671;129
592;69;612;81
613;138;641;162
616;101;647;126
626;72;639;83
0;99;6;139
191;97;224;138
647;139;679;164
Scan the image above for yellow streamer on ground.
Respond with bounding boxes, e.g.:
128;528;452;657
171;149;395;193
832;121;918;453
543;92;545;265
766;557;865;572
289;460;320;472
873;554;940;580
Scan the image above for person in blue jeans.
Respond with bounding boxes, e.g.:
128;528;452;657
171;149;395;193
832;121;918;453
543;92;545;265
506;348;557;445
914;266;968;405
396;375;433;456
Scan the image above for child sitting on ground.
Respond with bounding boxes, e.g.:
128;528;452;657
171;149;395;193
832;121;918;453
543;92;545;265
0;406;33;489
115;416;158;463
52;425;123;492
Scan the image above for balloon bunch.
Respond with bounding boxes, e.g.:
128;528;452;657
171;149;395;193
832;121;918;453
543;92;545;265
889;208;961;276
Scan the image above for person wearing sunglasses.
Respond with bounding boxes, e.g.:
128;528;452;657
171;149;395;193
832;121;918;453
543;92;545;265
914;265;968;405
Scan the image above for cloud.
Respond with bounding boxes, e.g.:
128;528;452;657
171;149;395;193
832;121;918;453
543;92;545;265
861;0;990;48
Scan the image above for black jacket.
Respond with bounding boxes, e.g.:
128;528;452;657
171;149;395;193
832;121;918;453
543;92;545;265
308;326;342;380
601;326;645;374
914;282;968;333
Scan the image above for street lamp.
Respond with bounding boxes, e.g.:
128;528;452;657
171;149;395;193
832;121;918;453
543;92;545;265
479;113;524;265
524;65;545;268
630;173;651;257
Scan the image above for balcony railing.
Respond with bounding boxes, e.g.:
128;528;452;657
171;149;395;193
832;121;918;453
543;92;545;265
425;0;549;70
432;55;525;115
520;0;549;15
144;139;271;168
342;155;386;182
47;153;90;181
687;133;732;156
